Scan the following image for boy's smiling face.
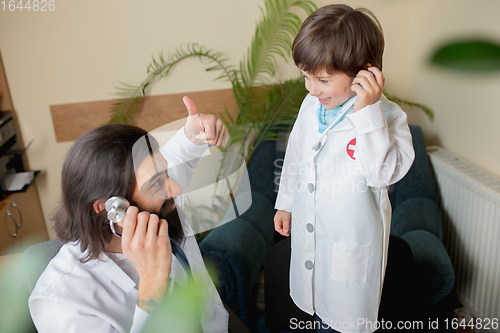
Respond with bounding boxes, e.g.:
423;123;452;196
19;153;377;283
301;69;356;110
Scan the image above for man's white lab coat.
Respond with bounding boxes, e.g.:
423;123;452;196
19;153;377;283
29;128;229;333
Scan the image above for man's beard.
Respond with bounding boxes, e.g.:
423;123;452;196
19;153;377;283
130;197;185;244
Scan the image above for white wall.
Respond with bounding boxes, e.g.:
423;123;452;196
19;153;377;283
2;0;497;237
405;0;500;178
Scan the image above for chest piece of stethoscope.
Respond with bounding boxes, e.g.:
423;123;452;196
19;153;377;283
105;196;130;237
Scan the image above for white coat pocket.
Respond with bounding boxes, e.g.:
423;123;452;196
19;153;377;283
331;242;370;283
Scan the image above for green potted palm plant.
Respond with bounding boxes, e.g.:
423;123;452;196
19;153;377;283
110;0;317;164
108;0;318;236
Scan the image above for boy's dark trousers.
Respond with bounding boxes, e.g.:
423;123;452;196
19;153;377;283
265;235;414;333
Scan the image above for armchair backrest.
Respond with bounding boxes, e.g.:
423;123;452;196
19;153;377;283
393;125;438;208
21;239;63;293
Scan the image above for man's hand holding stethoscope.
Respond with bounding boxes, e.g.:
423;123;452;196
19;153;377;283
120;206;172;312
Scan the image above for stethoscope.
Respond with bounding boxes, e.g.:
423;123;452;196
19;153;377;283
105;196;193;279
310;96;357;151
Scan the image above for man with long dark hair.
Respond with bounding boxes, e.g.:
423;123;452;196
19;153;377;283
29;97;230;332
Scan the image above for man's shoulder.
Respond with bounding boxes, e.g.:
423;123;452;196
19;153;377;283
31;242;102;298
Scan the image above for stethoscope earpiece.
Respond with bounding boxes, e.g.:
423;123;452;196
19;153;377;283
104;196;192;279
105;197;130;238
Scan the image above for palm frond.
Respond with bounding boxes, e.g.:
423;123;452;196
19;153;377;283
109;0;317;163
238;0;316;106
109;43;235;124
244;77;308;163
109;79;152;123
384;91;435;121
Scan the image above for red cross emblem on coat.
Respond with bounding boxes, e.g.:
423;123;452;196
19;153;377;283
347;138;356;160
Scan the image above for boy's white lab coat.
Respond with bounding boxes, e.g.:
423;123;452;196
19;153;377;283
275;94;414;333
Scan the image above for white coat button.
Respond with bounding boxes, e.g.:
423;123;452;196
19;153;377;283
314;142;322;151
308;183;315;193
305;260;314;270
306;223;314;232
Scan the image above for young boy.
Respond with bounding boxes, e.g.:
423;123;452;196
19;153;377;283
274;4;415;333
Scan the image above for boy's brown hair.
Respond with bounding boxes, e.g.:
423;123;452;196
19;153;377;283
292;4;384;78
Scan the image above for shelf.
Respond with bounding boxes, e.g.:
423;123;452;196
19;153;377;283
2;170;40;195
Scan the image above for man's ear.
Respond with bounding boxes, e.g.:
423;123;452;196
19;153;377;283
93;200;106;214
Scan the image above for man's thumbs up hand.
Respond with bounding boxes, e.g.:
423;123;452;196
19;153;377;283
183;96;228;147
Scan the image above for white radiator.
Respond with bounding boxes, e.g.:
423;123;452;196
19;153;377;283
427;146;500;331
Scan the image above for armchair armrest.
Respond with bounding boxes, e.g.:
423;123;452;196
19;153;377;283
401;230;455;303
391;197;443;240
199;217;267;326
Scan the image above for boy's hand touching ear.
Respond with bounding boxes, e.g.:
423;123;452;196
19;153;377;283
351;66;385;112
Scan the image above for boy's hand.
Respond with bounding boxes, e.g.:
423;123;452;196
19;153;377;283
351;66;385;112
274;210;291;236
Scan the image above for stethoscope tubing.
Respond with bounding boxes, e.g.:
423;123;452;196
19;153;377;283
310;96;357;150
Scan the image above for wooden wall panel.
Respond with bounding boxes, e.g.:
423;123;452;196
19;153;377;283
50;88;238;142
